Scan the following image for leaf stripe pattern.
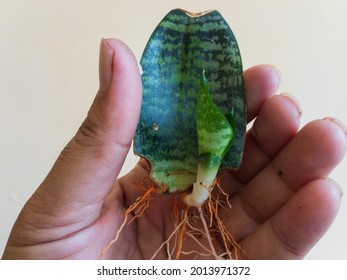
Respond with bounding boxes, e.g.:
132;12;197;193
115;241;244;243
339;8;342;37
134;9;246;193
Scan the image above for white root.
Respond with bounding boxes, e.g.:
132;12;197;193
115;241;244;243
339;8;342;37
182;164;221;259
183;165;216;207
198;206;219;259
183;182;209;207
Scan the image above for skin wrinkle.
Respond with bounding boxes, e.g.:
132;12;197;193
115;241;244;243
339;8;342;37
9;220;96;259
251;95;300;156
243;65;281;123
117;172;170;259
269;219;306;259
231;95;301;187
238;190;266;225
219;95;302;240
78;97;133;152
223;119;346;254
38;177;104;220
13;209;94;247
79;93;116;140
230;96;301;222
17;195;76;232
237;165;295;226
272;120;346;193
52;142;117;201
233;132;272;185
230;140;297;230
99;203;134;259
264;180;341;259
137;212;164;259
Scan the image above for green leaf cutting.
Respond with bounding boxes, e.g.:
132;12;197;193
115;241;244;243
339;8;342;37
134;9;246;201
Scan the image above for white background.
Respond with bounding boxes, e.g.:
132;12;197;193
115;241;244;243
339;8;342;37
1;260;346;279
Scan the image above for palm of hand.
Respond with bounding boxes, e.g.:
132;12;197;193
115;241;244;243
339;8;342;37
99;97;344;260
2;39;345;260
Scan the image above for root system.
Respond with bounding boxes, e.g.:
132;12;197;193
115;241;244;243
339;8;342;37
100;180;243;260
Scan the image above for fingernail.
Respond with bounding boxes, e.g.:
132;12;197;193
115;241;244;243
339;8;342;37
280;92;303;119
326;177;344;198
99;38;114;92
270;65;282;85
324;117;347;136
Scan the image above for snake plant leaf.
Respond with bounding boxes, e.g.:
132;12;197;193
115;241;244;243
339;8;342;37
197;70;234;169
134;9;246;193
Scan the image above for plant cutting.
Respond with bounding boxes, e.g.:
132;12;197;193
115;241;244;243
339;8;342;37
101;8;246;260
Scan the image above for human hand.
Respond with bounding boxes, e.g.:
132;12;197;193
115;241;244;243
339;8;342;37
2;39;346;260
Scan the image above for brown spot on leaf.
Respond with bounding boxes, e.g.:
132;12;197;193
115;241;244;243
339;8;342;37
153;122;159;131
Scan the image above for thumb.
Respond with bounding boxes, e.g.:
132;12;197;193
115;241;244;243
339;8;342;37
32;39;142;218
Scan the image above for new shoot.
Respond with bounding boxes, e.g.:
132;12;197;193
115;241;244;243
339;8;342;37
184;71;235;207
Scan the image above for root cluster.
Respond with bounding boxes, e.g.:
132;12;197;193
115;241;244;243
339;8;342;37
100;180;243;260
